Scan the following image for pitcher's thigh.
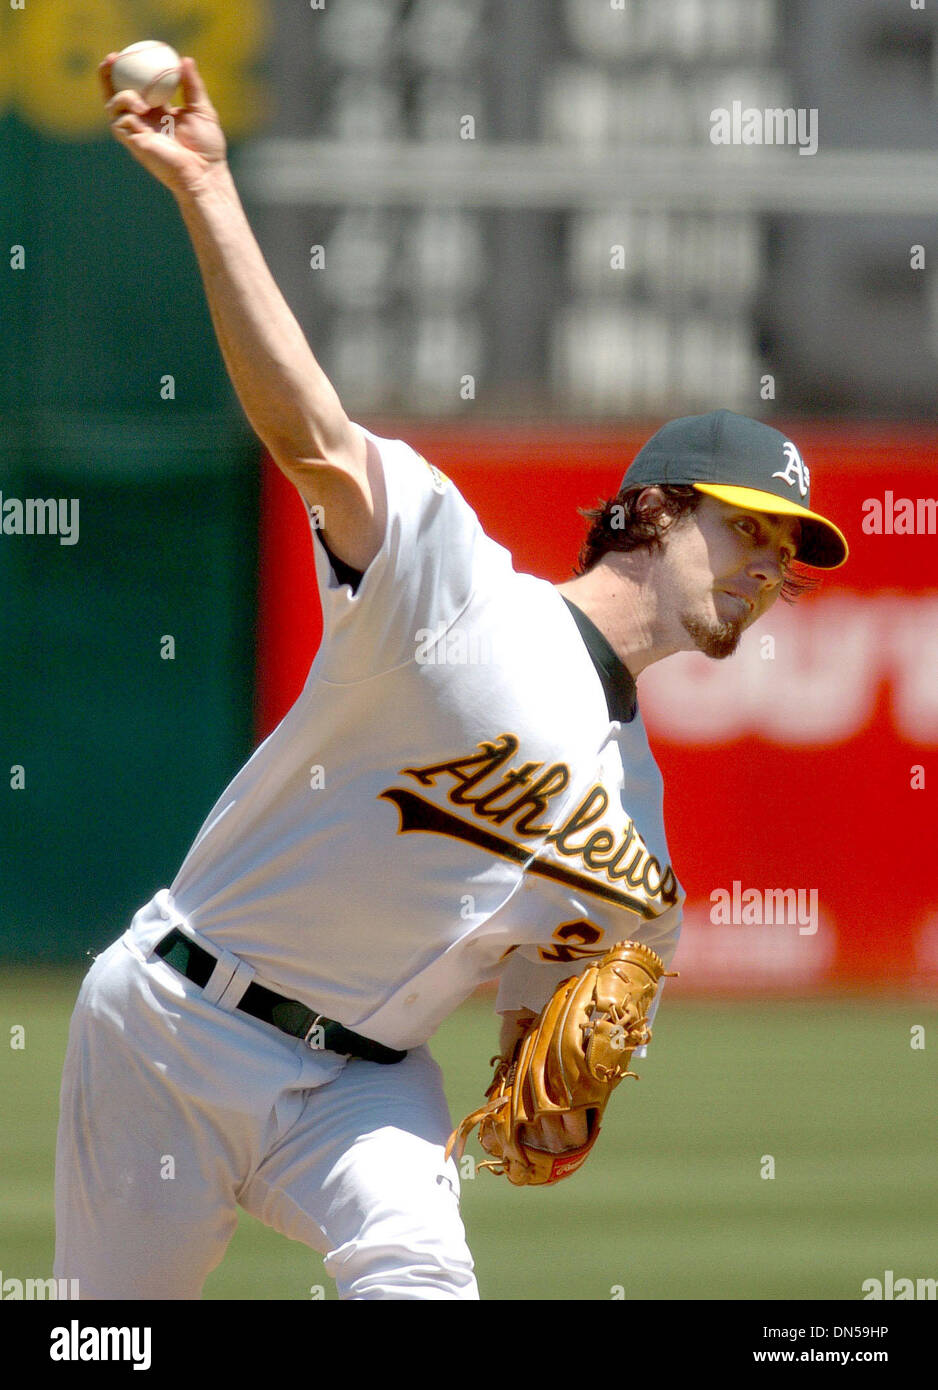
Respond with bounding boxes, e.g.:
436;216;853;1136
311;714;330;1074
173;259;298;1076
242;1046;479;1300
54;942;243;1300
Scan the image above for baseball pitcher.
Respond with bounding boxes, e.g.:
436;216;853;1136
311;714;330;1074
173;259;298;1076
52;56;848;1301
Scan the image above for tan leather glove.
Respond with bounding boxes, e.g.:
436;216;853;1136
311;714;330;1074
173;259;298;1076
446;941;675;1186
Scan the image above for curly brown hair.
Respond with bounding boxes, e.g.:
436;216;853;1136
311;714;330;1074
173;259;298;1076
572;484;818;603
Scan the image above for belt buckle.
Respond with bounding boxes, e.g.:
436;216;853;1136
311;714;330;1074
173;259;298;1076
303;1014;324;1050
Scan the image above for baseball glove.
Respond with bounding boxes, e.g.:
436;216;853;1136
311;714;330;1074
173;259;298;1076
445;941;674;1186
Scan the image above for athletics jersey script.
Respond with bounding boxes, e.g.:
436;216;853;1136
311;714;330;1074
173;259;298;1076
155;426;683;1051
381;733;679;917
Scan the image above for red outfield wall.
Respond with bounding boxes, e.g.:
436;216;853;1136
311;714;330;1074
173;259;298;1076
257;422;938;994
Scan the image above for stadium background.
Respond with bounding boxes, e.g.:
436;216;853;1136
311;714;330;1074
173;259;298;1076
1;0;936;1301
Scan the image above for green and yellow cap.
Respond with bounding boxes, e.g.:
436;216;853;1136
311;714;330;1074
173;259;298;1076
620;410;848;569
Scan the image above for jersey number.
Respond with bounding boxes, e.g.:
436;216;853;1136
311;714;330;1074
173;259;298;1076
538;920;604;963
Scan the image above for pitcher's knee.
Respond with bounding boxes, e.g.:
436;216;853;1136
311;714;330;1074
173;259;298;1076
325;1227;478;1300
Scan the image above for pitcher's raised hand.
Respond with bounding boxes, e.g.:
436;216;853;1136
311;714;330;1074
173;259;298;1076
100;54;227;197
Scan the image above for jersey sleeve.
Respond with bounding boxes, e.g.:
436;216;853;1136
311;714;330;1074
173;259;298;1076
308;425;506;683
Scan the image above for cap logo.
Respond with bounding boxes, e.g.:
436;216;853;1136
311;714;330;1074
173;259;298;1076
772;441;810;498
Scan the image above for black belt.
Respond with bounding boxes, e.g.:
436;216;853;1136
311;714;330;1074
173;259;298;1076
153;927;406;1065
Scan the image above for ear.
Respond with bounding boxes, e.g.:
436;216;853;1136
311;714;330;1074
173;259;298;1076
635;486;677;528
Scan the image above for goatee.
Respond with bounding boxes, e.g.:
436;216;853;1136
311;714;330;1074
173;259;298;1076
681;613;745;660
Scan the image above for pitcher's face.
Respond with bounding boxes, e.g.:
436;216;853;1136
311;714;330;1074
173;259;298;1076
659;495;802;660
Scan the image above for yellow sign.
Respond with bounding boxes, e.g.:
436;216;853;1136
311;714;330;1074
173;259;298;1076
3;0;268;139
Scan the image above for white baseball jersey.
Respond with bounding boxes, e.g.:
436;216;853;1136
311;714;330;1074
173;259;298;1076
135;425;683;1050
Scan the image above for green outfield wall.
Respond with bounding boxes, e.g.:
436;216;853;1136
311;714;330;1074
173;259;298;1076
1;107;262;963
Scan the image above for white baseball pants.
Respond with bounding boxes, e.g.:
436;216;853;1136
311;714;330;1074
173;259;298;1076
54;924;479;1300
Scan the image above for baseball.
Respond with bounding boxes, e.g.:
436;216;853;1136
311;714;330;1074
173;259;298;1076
110;41;182;108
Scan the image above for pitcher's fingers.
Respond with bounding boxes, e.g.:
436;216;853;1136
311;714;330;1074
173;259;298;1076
98;55;119;102
179;56;212;109
112;111;149;140
106;90;152;120
561;1110;589;1143
532;1115;565;1153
